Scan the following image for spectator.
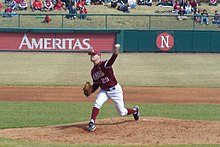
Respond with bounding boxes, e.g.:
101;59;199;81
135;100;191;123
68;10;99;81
173;1;181;13
190;0;198;12
111;0;118;8
180;0;186;7
2;5;17;17
212;10;220;24
18;0;27;10
104;0;111;4
156;0;172;6
0;2;2;10
128;0;137;8
177;6;187;20
54;0;63;10
209;0;217;6
138;0;152;6
194;8;200;23
184;1;192;14
43;14;51;23
118;2;129;13
92;0;104;5
76;0;84;10
79;6;87;20
66;0;75;11
145;0;152;6
44;0;54;11
9;0;17;10
68;5;77;20
32;0;43;11
200;9;208;25
60;0;67;8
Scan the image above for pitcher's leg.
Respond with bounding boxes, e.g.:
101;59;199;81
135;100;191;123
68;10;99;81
113;98;137;116
88;89;108;132
91;89;108;123
113;99;140;121
108;84;139;119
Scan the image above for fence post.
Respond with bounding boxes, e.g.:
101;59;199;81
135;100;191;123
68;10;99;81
149;15;151;30
193;15;195;30
18;14;20;28
62;14;64;28
105;15;107;29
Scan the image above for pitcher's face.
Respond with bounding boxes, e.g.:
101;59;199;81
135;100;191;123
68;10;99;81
90;54;100;65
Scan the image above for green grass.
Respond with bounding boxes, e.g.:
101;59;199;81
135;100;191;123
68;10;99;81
0;101;220;146
0;101;219;129
0;52;220;87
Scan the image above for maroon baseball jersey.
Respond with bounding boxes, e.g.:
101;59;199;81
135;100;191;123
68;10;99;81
91;60;117;90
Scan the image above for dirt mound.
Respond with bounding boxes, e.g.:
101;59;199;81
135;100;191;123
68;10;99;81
1;86;220;104
0;117;220;145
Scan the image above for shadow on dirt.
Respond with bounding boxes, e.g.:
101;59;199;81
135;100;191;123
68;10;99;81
55;119;134;131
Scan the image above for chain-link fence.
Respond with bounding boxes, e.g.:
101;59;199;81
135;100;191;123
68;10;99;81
0;13;219;30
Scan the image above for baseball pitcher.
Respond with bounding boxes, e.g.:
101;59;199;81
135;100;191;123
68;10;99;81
83;44;140;132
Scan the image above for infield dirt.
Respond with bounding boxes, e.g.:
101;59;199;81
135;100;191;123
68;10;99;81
0;86;220;145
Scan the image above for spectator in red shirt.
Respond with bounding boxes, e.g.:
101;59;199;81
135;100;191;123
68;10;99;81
209;0;217;6
79;6;87;20
173;1;180;13
32;0;43;11
76;0;85;10
190;0;198;12
5;6;12;13
54;0;63;10
0;2;2;10
2;5;17;17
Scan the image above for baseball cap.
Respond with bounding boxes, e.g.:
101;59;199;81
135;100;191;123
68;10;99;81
88;50;101;56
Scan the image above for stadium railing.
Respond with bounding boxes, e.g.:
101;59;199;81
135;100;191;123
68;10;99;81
0;13;219;30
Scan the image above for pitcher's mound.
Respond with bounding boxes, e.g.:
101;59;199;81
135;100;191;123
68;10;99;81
0;117;220;145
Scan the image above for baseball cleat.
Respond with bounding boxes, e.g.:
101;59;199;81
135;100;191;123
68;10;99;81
133;106;140;121
87;122;96;132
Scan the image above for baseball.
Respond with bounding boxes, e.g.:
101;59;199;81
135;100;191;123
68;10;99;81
115;44;120;49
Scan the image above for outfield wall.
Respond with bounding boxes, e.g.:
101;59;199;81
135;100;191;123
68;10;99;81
0;28;219;53
122;30;220;53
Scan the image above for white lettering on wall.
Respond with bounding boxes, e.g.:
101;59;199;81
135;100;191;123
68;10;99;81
44;38;51;49
19;34;31;49
160;36;169;48
19;34;92;50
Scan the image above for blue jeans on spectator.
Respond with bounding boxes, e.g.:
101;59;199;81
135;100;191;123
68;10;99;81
129;3;137;8
200;17;208;25
80;12;87;20
2;12;17;17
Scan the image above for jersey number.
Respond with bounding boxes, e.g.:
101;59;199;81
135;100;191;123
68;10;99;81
101;77;109;84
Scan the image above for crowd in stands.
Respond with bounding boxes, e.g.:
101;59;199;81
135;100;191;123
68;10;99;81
168;0;219;26
0;0;220;26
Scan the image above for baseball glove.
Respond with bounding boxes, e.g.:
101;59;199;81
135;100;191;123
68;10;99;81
83;82;92;97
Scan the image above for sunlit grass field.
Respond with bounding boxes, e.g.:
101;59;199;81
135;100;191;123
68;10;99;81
0;52;220;87
0;52;220;147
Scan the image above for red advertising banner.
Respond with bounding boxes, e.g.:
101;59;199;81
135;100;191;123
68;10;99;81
0;32;116;51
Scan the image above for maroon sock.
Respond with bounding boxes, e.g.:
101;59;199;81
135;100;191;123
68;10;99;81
127;108;136;115
91;107;100;123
